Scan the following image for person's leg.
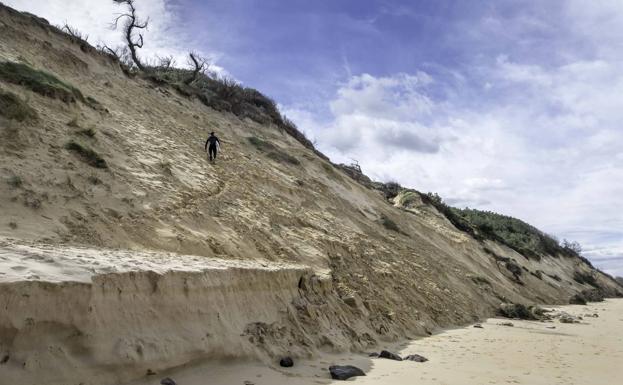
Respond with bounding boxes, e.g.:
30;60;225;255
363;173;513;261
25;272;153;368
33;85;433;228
209;145;216;161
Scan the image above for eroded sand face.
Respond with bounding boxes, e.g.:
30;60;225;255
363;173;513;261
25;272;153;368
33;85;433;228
135;299;623;385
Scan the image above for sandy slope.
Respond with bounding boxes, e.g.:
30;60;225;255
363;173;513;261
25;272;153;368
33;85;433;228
133;299;623;385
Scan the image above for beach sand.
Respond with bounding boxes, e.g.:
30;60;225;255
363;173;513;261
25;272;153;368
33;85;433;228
131;299;623;385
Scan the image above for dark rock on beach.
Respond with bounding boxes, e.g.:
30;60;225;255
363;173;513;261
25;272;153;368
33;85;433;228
379;350;403;361
279;357;294;367
329;365;366;380
160;378;176;385
404;354;428;362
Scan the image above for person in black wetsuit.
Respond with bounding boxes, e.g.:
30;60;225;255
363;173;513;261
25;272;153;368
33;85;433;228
205;132;221;162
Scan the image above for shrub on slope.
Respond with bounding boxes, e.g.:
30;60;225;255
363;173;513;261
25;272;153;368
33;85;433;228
0;61;84;103
0;90;38;122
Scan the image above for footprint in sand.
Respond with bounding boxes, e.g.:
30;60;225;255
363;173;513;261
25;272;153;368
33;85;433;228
10;265;27;271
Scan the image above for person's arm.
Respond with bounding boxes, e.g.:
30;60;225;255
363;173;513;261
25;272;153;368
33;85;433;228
205;138;209;151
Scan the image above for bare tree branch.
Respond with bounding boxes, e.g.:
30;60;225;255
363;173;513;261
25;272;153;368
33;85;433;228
111;0;148;71
61;23;89;42
99;44;121;60
157;55;175;69
184;52;209;85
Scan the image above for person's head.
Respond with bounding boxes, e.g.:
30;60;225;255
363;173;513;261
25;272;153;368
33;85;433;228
210;132;215;136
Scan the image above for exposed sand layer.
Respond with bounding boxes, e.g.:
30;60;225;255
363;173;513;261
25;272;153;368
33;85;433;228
131;299;623;385
0;239;307;283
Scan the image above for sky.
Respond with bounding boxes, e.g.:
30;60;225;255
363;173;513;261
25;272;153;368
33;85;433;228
4;0;623;276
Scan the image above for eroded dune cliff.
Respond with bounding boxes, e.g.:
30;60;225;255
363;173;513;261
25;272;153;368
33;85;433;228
0;5;621;384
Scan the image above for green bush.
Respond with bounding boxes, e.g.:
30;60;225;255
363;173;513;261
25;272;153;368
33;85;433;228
573;271;599;288
530;270;543;280
266;151;300;165
470;275;491;286
381;182;402;200
65;140;107;168
247;136;300;165
546;273;562;282
505;260;522;277
398;191;420;207
381;215;401;232
569;293;587;305
6;175;22;188
0;91;38;122
419;192;578;260
248;136;275;152
76;128;96;137
0;61;84;103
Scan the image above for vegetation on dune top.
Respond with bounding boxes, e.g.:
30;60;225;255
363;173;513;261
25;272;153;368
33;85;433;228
336;163;589;263
416;191;584;261
0;61;85;103
141;64;315;151
451;207;563;260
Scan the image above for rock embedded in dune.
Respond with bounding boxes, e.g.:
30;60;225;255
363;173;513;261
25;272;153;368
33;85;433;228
379;350;403;361
558;312;580;324
473;323;483;328
368;352;380;357
329;365;366;380
160;378;176;385
279;357;294;367
569;293;587;305
404;354;428;362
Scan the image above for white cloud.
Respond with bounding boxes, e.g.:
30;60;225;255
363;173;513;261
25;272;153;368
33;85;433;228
287;53;623;276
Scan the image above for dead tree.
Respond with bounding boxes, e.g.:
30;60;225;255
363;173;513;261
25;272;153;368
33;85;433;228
184;52;209;85
157;55;175;70
112;0;148;71
61;23;89;42
98;44;122;60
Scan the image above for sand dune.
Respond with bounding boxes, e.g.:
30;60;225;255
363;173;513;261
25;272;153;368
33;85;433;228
1;4;622;385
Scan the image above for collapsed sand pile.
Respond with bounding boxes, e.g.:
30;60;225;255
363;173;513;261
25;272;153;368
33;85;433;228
0;4;621;385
